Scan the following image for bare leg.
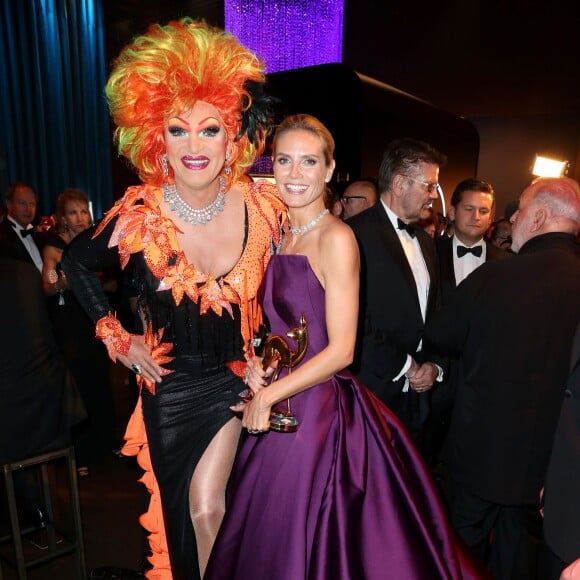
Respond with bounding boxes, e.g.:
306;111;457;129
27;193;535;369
189;417;241;577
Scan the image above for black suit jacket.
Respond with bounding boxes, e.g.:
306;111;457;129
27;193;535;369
347;202;440;406
0;218;41;265
543;322;580;564
425;233;580;505
0;259;85;463
436;236;511;306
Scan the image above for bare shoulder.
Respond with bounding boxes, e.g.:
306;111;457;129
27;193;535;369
318;216;360;276
319;216;358;253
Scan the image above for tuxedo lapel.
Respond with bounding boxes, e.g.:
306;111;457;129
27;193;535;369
416;230;438;315
375;204;420;301
417;232;437;284
0;219;35;265
435;235;457;308
438;236;456;285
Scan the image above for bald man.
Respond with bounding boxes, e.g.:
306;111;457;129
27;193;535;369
425;177;580;579
341;179;378;220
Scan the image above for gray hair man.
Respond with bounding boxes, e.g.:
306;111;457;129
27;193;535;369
425;177;580;579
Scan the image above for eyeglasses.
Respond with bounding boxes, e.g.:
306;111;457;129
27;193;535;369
404;175;439;193
342;196;367;204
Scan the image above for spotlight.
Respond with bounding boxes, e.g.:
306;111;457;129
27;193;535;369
532;155;568;178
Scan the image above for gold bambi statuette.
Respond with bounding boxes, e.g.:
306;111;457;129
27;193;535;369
261;314;308;432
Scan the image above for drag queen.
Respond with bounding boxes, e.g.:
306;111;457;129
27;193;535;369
62;19;284;580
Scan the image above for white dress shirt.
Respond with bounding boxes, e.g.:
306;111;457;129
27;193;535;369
452;236;486;285
382;201;439;390
383;203;430;321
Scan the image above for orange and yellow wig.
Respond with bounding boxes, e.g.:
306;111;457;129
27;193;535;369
105;18;272;187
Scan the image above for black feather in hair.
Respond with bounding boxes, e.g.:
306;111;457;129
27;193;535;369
237;80;279;145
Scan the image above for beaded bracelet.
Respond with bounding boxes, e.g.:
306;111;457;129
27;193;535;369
96;312;131;361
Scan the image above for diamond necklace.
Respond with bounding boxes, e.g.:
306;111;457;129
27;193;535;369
288;208;329;235
163;176;226;225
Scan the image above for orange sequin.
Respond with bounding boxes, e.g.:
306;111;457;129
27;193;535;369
98;180;285;580
95;181;285;335
226;359;247;379
136;324;175;396
95;312;131;360
157;255;203;306
198;275;240;317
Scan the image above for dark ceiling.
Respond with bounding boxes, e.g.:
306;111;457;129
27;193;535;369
343;0;579;119
103;0;579;120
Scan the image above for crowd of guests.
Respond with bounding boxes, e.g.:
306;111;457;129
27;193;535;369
1;17;579;580
0;183;117;532
327;173;518;253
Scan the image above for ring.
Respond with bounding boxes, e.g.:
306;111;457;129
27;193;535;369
131;363;142;375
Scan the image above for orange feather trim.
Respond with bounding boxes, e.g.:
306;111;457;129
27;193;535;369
114;179;285;579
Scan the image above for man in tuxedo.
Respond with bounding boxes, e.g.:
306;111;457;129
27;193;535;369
0;182;43;271
425;176;580;579
437;177;510;304
423;178;511;465
347;137;446;443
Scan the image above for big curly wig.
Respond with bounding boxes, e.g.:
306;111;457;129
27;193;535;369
105;18;274;186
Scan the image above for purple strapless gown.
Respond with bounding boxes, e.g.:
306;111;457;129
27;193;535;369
206;255;482;580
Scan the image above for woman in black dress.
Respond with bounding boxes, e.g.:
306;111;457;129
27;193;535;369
42;188;115;477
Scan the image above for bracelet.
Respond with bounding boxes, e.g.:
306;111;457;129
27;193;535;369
225;359;247;380
96;312;131;361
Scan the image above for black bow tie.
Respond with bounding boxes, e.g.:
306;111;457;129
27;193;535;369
11;222;34;238
457;244;482;258
397;218;416;238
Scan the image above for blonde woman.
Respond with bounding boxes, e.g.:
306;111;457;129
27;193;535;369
206;115;480;579
42;188;115;479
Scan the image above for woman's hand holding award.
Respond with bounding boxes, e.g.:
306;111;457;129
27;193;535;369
261;314;308;432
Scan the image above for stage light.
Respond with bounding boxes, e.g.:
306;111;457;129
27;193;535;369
532;155;568;178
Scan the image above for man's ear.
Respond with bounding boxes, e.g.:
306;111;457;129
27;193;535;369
391;174;406;198
531;207;548;232
448;206;456;222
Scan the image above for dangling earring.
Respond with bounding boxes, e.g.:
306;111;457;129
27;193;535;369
161;154;169;178
224;150;232;176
